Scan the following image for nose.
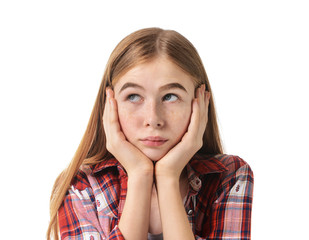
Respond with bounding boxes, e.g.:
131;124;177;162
143;100;164;128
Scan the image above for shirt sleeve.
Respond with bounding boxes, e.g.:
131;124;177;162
58;181;125;240
209;159;253;239
195;157;254;239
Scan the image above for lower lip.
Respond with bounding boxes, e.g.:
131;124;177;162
141;140;167;147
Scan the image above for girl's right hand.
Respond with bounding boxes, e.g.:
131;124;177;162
103;88;153;177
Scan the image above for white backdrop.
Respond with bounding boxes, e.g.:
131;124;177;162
0;0;308;239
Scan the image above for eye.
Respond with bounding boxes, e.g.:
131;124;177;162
127;94;142;103
163;93;179;102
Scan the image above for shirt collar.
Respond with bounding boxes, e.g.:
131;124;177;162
91;157;121;174
187;154;228;177
186;154;228;193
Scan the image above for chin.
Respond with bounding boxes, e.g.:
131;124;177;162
143;150;168;162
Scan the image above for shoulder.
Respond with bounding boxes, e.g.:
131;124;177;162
191;154;253;176
212;154;254;200
192;153;254;189
215;154;253;175
214;154;254;182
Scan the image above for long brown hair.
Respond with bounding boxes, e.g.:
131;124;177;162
47;27;223;239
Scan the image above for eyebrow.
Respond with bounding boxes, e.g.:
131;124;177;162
119;82;144;93
118;82;187;93
159;83;187;92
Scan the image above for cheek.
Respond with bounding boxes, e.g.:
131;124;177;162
168;105;192;133
117;105;139;139
118;106;131;130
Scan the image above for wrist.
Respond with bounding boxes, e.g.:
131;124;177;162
155;175;180;190
154;161;181;181
126;158;154;177
127;166;154;184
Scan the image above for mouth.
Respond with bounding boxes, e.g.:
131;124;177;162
140;136;168;147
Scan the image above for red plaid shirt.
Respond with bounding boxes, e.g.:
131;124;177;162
58;154;254;239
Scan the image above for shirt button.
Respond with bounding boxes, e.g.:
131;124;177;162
187;209;193;215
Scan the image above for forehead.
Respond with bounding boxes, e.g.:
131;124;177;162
113;57;195;92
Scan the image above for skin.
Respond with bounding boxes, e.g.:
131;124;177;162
114;57;195;162
103;56;210;240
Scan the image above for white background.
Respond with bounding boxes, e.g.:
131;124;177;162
0;0;308;239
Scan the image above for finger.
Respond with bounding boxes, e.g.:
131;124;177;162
106;89;121;130
190;85;206;130
204;91;210;117
195;85;206;120
103;88;117;134
199;90;209;126
199;85;206;112
190;87;209;136
187;98;200;135
103;89;114;123
204;88;210;103
103;88;111;130
108;93;118;123
195;84;203;102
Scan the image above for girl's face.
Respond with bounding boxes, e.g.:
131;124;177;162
113;57;196;161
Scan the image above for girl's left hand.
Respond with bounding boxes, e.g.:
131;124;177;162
155;84;210;180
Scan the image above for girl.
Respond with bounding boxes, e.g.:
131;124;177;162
47;27;253;240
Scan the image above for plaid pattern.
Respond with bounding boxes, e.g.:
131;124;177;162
58;154;254;240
